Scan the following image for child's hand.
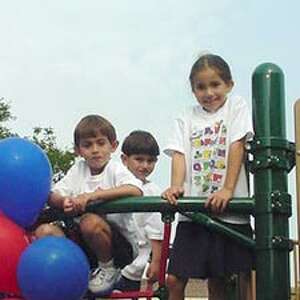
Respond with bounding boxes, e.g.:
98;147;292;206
62;197;75;214
72;192;93;213
146;260;160;283
161;186;184;205
205;187;233;214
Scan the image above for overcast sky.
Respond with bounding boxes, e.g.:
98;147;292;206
1;1;300;236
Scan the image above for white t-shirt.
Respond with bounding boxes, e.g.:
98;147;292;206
121;181;164;281
52;158;143;257
164;95;253;224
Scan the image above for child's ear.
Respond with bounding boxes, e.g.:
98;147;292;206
111;140;119;152
74;146;81;156
121;153;128;166
227;80;234;92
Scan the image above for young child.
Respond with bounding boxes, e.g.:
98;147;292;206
113;130;164;291
35;114;143;296
162;54;253;300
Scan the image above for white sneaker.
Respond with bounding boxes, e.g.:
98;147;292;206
89;267;120;295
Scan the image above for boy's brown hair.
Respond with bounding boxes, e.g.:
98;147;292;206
74;114;117;147
121;130;160;157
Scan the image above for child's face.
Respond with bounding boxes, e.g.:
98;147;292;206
121;154;157;183
192;67;233;112
75;133;118;175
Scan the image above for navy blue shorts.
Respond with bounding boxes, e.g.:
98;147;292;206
168;221;254;280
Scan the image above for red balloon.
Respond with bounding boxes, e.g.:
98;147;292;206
0;212;30;295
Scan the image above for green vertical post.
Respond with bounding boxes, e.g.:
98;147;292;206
252;63;292;300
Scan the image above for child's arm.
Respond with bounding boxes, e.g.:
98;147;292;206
162;151;185;205
205;137;245;214
72;184;143;212
146;239;162;283
91;184;142;201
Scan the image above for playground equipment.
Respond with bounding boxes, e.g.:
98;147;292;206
293;98;300;300
0;62;297;300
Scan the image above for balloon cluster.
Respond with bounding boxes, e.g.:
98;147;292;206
0;138;89;300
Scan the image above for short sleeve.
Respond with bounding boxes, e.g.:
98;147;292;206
52;163;80;197
113;162;143;191
163;113;186;157
229;96;253;144
142;181;161;196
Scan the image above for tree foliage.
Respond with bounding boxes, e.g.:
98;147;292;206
31;127;75;182
0;97;15;138
0;98;75;182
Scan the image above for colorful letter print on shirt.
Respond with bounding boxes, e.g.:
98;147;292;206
191;120;226;195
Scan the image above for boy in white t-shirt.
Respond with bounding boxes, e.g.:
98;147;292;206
35;115;143;296
113;130;164;291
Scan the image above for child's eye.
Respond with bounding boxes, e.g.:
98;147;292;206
194;83;205;90
96;139;107;146
81;143;91;148
147;158;157;163
211;81;221;88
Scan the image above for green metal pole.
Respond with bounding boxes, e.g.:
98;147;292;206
252;63;292;300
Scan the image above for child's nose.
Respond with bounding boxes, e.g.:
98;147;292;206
206;87;214;96
141;161;149;168
91;144;99;152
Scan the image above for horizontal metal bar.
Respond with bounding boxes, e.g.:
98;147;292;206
183;211;255;249
86;196;254;215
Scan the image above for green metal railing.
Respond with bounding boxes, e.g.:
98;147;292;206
87;196;255;299
87;196;255;249
87;196;254;214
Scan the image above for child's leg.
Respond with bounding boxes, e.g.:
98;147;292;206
208;273;253;300
251;271;256;300
35;223;65;238
80;213;113;262
81;213;131;295
239;272;253;300
166;274;187;300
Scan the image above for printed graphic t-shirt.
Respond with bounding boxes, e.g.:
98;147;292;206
164;95;253;224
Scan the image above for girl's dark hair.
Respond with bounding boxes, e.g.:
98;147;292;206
122;130;160;157
74;114;117;147
189;54;232;89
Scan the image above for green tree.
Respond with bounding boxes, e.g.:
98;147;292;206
0;97;15;138
0;98;75;181
31;127;75;182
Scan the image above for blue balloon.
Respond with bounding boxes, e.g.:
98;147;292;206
17;236;90;300
0;137;52;227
